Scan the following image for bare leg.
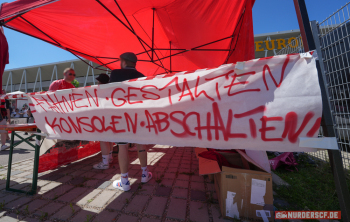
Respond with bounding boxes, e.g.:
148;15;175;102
1;133;6;146
110;143;114;153
137;144;147;167
118;144;129;174
100;142;111;155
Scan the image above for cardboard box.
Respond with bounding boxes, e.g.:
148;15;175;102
195;148;274;222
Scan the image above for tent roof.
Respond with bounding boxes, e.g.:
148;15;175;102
0;0;255;76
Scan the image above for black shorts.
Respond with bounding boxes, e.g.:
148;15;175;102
116;142;127;145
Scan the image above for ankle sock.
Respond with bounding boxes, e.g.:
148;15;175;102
102;155;109;165
121;172;129;184
141;166;148;175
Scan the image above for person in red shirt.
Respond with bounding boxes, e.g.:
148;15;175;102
49;68;76;91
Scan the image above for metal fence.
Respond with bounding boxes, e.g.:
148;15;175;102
276;2;350;170
275;35;304;55
313;2;350;170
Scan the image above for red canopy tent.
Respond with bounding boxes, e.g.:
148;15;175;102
0;0;255;78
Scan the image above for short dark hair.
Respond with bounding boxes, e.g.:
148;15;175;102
121;58;136;68
64;68;74;74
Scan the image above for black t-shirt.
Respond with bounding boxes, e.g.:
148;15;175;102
109;68;145;83
0;99;10;121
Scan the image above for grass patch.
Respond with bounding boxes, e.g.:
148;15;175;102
273;153;350;213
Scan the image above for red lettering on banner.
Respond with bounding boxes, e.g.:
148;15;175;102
215;82;221;101
61;95;75;112
195;76;214;101
212;102;228;140
263;56;290;90
32;97;47;112
188;103;247;140
67;116;82;133
225;108;248;139
72;93;88;109
205;70;234;81
260;116;284;141
159;76;181;105
159;76;181;91
107;116;126;133
307;117;322;137
126;87;143;104
44;95;63;114
124;113;137;133
179;78;195;101
45;117;62;133
60;118;72;133
184;112;201;137
111;88;126;107
145;110;158;134
47;94;65;113
169;111;188;138
249;118;257;138
77;117;94;132
168;89;172;105
234;106;266;118
91;116;105;132
224;72;259;96
153;112;170;132
140;85;161;100
85;89;99;107
205;112;212;141
282;111;315;143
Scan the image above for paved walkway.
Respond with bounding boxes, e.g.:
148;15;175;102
0;145;229;222
0;132;37;167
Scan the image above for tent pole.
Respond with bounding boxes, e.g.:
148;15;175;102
152;8;155;62
169;41;172;73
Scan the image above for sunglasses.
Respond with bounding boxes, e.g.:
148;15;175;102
69;73;76;76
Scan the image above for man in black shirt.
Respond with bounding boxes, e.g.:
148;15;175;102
109;52;145;82
108;52;152;191
0;89;10;150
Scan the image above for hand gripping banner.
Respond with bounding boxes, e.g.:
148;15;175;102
27;52;322;152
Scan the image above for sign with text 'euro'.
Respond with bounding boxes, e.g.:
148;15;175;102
29;53;322;152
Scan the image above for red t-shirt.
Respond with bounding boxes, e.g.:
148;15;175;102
49;79;75;91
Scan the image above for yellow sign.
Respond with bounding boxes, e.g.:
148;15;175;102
255;37;300;51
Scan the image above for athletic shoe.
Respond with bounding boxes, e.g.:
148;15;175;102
0;145;9;151
113;180;131;191
93;161;109;170
141;171;152;183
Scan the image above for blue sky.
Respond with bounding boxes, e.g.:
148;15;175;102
2;0;350;70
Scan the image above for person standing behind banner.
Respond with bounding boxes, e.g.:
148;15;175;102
49;68;76;91
93;74;115;169
109;52;152;191
0;89;11;150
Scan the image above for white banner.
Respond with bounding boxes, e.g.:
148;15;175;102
27;52;322;152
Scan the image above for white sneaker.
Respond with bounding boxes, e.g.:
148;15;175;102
93;161;109;170
141;171;152;183
1;145;9;151
113;180;130;191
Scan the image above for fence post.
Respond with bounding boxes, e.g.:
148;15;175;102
310;20;350;220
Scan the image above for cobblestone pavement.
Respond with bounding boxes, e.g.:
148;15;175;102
0;145;231;222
